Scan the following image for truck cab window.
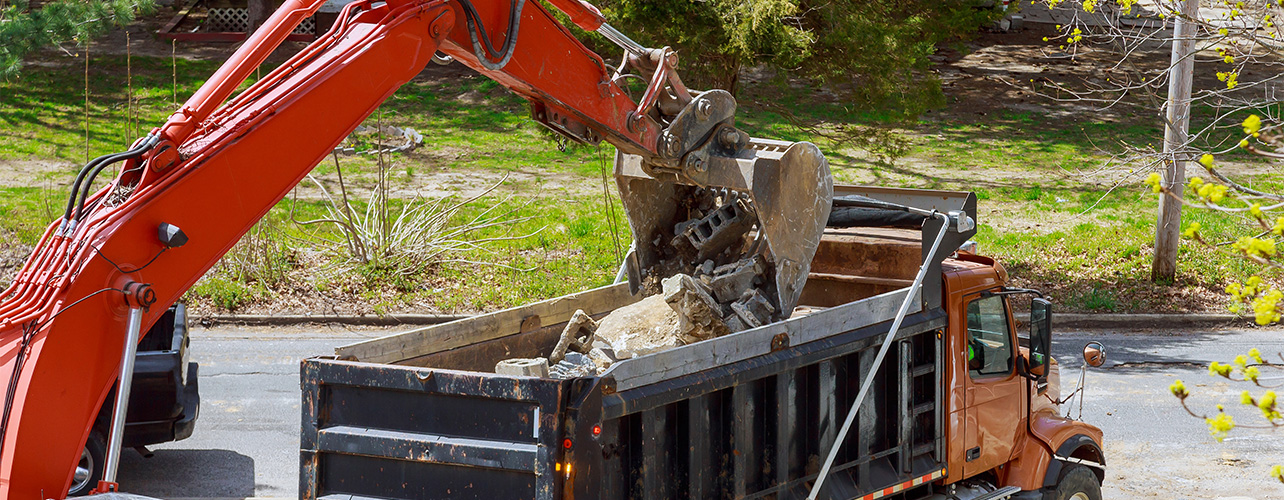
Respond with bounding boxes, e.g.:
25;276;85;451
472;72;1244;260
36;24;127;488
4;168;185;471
966;295;1013;377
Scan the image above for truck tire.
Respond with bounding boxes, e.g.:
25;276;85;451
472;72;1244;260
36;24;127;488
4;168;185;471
1050;463;1101;500
67;430;106;497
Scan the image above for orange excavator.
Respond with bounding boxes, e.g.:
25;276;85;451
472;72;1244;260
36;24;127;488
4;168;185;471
0;0;833;497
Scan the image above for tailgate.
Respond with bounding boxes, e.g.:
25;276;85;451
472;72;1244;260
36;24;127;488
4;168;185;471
301;358;570;500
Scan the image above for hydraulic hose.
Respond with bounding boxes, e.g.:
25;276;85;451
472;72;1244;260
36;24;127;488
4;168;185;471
806;210;954;500
456;0;525;70
61;134;159;232
63;153;116;223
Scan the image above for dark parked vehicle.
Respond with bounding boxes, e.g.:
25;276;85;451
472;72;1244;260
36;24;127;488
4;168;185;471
68;303;200;496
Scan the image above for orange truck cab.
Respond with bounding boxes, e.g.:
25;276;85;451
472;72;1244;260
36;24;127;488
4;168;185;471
938;252;1106;500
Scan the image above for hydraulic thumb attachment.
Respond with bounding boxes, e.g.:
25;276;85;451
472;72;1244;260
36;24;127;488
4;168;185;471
613;89;833;321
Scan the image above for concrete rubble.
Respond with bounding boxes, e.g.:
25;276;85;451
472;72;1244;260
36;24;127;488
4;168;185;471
494;194;798;379
495;255;784;379
495;357;549;377
549;352;597;379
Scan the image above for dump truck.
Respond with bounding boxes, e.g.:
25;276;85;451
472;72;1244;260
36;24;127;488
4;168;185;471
300;184;1106;500
0;0;1103;495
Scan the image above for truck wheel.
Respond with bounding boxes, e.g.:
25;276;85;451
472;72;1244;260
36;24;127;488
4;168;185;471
67;430;106;497
1050;463;1101;500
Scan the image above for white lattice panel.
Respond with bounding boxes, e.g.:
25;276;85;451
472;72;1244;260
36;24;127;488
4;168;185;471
207;8;248;32
206;7;315;34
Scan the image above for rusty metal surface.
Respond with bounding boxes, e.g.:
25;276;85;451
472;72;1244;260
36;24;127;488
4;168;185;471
300;358;569;499
615;137;833;321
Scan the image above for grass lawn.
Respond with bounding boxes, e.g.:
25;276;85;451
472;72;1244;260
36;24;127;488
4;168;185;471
1;45;1276;316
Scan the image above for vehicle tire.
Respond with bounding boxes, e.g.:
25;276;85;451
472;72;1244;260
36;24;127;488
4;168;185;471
1049;463;1102;500
67;429;106;497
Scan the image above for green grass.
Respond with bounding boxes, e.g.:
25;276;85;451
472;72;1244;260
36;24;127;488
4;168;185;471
2;49;1279;315
0;56;232;162
0;187;60;244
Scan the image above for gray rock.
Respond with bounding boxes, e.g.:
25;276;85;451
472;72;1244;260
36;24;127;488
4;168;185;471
549;352;598;379
662;274;730;341
495;358;550;378
709;257;762;303
731;288;777;328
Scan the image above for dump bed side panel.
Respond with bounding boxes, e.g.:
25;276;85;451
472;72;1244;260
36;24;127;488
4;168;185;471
566;310;948;499
301;310;949;500
300;360;569;500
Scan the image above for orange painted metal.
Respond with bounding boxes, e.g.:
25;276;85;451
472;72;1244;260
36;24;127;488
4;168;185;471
940;255;1105;491
962;288;1025;477
857;468;947;500
0;0;659;496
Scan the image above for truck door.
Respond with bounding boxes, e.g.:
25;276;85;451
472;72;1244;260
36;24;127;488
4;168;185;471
962;293;1023;477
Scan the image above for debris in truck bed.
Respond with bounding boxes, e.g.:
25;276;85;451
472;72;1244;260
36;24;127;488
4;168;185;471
549;352;597;379
498;255;781;378
594;294;684;360
550;310;599;363
495;357;550;377
662;274;730;342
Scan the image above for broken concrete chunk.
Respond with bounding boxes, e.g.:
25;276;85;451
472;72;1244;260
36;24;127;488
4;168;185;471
595;294;684;360
549;352;597;379
674;196;757;262
496;358;549;378
723;315;749;334
662;274;730;341
732;288;777;328
588;346;618;373
709;257;763;303
550;309;599;363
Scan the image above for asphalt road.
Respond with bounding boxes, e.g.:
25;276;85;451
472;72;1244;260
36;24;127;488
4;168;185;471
1055;327;1284;500
114;324;1284;499
116;325;375;499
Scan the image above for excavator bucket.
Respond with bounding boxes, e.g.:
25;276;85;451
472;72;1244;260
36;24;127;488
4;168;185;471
615;137;833;325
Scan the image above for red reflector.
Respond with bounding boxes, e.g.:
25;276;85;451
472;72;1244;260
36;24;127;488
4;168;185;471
563;438;574;449
592;424;602;436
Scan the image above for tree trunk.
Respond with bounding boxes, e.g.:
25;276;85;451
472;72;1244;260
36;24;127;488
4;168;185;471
246;0;277;34
1152;0;1197;283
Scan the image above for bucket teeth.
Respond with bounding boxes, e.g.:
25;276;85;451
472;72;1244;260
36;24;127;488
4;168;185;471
615;138;833;322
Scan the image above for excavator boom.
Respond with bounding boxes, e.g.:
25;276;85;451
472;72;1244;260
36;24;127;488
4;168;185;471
0;0;830;496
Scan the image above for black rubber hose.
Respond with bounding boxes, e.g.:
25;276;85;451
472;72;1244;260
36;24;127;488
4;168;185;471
457;0;524;70
63;153;116;222
73;134;159;221
832;194;911;212
455;0;505;58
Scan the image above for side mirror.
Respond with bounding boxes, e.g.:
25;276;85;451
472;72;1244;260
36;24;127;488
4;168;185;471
1028;298;1053;379
1083;341;1106;367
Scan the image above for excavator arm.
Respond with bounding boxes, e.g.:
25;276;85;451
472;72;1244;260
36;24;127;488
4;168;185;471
0;0;831;497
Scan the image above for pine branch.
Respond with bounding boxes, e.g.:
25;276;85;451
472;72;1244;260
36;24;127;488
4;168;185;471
0;0;156;78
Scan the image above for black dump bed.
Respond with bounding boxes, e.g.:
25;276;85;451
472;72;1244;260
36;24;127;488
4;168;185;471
300;187;976;500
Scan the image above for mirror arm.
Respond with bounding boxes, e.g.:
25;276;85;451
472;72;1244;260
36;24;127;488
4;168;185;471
980;287;1045;299
1016;356;1039;382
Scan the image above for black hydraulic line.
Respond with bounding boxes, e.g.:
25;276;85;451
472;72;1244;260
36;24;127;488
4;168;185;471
827;207;926;229
833;194;913;213
63;153;115;222
455;0;525;70
73;135;159;222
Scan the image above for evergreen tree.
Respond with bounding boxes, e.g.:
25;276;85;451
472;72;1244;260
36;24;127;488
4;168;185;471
0;0;156;77
600;0;1001;117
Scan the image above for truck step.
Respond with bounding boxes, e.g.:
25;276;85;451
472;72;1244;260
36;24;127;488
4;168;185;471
973;485;1023;500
